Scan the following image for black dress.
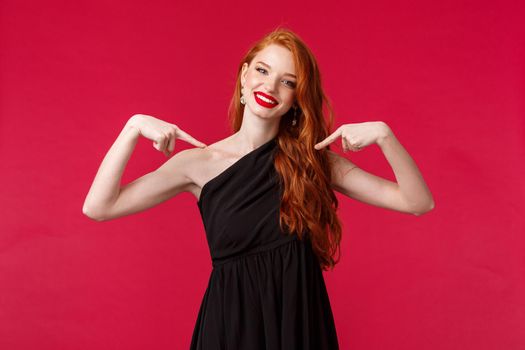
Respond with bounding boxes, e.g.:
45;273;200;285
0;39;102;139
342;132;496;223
190;136;339;349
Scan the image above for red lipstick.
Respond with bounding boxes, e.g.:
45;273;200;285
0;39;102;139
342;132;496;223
254;91;278;108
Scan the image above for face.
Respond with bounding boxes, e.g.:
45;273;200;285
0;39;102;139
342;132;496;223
240;44;297;120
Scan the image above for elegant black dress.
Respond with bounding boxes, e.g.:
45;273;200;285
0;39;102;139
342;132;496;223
190;136;339;350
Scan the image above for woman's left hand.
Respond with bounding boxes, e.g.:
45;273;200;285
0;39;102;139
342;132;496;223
314;121;391;152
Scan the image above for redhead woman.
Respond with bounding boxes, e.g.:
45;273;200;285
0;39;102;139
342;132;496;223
83;27;434;349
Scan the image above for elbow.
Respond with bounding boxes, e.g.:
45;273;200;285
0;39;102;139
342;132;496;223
412;200;435;216
82;204;106;222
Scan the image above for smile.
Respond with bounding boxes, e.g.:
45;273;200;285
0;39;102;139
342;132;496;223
254;92;278;108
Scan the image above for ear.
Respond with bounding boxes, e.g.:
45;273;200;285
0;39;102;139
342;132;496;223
241;62;248;86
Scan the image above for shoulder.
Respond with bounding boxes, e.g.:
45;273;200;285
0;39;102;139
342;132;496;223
188;137;236;166
172;137;235;190
169;137;233;167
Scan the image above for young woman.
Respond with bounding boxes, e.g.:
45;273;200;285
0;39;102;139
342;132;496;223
83;27;434;349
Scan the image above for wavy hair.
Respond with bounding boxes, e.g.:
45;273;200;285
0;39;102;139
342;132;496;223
227;27;343;271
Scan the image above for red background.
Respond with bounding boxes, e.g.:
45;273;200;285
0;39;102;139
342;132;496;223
1;1;524;349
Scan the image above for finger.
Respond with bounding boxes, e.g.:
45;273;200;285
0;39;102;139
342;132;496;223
162;132;170;154
175;127;207;148
314;128;342;150
152;130;167;151
153;137;163;152
342;138;349;153
167;134;176;154
349;142;362;152
164;137;172;157
157;133;169;156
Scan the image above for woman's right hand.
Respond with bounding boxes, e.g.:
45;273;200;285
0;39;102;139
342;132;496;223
128;114;207;157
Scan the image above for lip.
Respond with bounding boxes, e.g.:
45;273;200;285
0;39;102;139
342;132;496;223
253;91;279;108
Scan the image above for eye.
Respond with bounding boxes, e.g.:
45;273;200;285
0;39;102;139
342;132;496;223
256;66;296;88
283;80;296;88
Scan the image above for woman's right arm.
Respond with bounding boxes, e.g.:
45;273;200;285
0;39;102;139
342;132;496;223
82;114;206;221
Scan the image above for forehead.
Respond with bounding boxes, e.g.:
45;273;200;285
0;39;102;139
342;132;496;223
253;44;295;74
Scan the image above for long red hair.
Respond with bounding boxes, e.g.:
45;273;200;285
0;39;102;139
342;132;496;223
227;27;343;271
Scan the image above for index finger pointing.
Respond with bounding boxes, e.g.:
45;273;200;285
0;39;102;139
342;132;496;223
176;128;207;148
314;128;342;150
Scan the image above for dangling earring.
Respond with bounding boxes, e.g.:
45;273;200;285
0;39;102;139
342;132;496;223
292;105;298;126
240;85;246;105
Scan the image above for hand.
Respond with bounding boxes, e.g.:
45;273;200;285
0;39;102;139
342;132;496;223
314;121;391;152
128;114;207;157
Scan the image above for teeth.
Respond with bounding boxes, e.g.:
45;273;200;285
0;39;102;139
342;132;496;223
256;93;277;104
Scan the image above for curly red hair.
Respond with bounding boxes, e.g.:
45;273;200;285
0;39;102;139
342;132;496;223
228;27;343;271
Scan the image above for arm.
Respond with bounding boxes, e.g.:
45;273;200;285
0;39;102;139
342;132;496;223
376;127;434;215
82;118;141;220
329;123;435;216
82;116;198;221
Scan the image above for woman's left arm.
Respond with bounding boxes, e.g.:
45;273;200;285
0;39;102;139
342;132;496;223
315;121;435;216
375;123;435;214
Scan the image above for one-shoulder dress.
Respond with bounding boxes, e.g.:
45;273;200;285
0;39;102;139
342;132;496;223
190;136;339;349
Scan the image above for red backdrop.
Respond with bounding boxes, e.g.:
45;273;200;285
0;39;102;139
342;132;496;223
1;1;524;349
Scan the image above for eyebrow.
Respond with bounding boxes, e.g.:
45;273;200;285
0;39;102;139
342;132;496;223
256;61;297;79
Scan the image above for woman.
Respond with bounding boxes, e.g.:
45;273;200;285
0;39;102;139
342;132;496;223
83;27;434;349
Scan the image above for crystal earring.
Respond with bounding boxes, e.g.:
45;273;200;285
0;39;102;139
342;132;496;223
240;85;246;105
292;105;298;126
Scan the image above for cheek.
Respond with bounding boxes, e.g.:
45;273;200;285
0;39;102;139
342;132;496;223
247;78;257;88
281;92;295;105
246;71;261;84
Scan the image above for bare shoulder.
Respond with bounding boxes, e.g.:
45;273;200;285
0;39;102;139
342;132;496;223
154;147;202;192
157;146;207;199
168;136;236;200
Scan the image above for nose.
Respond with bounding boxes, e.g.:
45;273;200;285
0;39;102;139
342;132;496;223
263;77;279;94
